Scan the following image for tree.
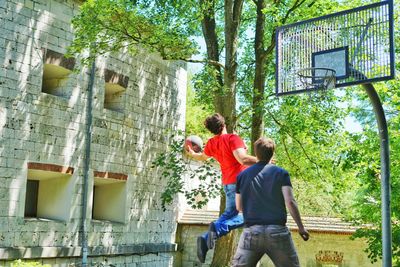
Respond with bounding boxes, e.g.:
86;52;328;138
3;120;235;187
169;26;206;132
166;0;358;264
67;0;198;63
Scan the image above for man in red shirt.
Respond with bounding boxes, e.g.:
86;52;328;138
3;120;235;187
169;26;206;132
186;113;257;263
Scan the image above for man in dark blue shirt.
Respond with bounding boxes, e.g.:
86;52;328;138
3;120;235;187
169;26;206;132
233;137;309;267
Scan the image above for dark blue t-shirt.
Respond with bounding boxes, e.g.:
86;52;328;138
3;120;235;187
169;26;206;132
236;162;292;226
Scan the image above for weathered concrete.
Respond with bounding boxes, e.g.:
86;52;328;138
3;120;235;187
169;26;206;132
0;0;187;266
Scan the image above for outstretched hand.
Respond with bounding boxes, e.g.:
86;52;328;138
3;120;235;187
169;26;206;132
184;143;196;156
184;142;209;161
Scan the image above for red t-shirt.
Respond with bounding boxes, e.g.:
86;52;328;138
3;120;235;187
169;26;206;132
204;134;247;185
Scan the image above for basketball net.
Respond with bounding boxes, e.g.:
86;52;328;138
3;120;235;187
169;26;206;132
297;67;336;100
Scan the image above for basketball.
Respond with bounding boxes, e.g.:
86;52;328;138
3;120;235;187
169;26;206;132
185;135;203;153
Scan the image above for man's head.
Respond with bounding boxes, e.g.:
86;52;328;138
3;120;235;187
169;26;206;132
254;137;275;162
204;113;225;135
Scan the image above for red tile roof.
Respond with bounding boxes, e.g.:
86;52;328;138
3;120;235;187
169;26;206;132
178;210;362;235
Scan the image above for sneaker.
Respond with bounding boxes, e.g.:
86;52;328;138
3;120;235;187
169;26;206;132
207;222;217;249
197;236;208;263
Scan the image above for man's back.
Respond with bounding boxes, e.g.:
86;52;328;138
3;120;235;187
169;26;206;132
236;163;292;226
204;133;247;185
233;137;308;267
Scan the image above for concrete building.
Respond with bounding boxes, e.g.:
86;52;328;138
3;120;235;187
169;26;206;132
0;0;187;266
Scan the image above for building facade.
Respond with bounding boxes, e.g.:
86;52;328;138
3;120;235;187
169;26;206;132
0;0;187;266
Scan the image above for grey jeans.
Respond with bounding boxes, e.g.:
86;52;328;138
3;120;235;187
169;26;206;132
232;225;300;267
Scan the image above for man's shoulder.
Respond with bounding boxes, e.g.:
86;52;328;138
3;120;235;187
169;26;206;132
241;163;288;171
221;133;242;140
269;164;287;170
207;135;219;142
206;133;240;143
266;164;289;174
231;133;244;140
205;135;219;147
238;163;264;177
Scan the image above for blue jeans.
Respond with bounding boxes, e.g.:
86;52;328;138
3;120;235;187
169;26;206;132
202;184;244;241
232;225;300;267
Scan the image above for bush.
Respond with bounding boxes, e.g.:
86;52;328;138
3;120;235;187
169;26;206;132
11;260;51;267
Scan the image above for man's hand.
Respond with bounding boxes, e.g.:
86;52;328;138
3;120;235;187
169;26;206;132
299;228;309;241
184;143;196;157
185;145;209;161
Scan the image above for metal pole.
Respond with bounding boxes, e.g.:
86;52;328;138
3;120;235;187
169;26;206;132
81;59;96;267
362;83;392;267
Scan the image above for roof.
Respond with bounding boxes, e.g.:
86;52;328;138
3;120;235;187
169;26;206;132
178;210;361;235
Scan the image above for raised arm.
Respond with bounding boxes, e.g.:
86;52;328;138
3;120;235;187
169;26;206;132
282;186;309;241
233;148;258;166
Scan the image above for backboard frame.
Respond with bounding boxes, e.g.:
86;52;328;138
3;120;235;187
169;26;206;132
275;0;395;96
312;46;349;81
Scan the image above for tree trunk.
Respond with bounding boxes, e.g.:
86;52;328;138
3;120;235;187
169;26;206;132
210;232;239;266
198;0;309;265
251;0;267;153
210;192;240;266
200;0;223;88
210;1;244;266
219;0;244;133
208;193;241;266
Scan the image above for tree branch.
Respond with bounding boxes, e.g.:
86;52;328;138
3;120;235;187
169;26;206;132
281;0;308;25
281;136;304;178
179;58;226;69
261;0;308;58
265;107;324;178
236;105;252;121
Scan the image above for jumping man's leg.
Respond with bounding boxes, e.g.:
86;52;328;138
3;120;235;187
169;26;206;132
208;184;244;248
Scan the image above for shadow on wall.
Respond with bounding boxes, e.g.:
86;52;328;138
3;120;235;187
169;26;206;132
1;0;186;261
1;0;85;254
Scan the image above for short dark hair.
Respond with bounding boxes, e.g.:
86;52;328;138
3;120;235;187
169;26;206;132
204;113;225;135
254;137;275;162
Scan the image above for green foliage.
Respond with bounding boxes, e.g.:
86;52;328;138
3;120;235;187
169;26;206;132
152;131;221;210
264;92;359;216
342;81;400;265
191;62;227;112
185;76;213;140
153;77;217;211
159;0;400;263
11;260;50;267
68;0;198;64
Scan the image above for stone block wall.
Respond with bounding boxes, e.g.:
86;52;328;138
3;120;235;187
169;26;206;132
0;0;187;266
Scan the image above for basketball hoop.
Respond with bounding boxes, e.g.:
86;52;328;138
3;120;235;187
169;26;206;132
296;67;336;100
297;67;336;91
